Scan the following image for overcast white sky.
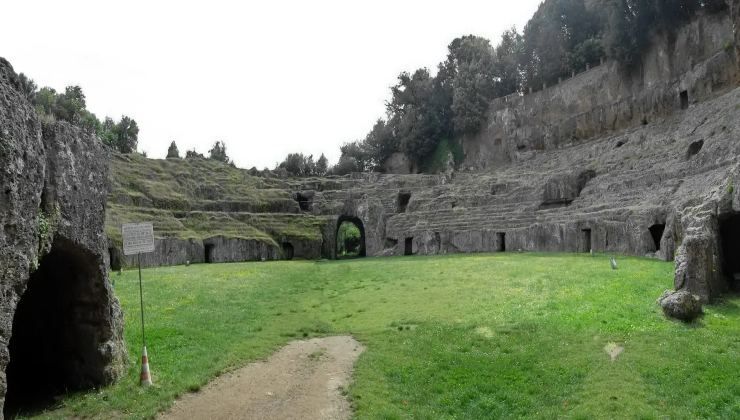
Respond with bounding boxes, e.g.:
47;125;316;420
1;0;541;169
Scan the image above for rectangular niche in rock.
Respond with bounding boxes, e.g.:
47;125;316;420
397;192;411;213
582;229;592;253
204;243;215;263
680;90;689;110
404;237;413;255
719;213;740;283
497;232;506;252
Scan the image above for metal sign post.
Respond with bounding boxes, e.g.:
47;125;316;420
122;222;155;386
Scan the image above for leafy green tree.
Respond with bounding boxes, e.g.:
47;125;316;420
55;85;87;123
278;153;304;176
339;141;372;172
330;155;360;175
208;141;230;163
386;69;447;165
444;35;499;136
78;110;101;132
16;73;37;101
363;119;397;169
114;116;139;153
98;117;117;147
33;87;57;117
521;0;603;89
316;153;329;176
167;141;180;159
186;149;205;159
494;28;525;96
277;153;324;177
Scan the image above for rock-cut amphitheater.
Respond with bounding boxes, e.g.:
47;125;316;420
1;7;739;418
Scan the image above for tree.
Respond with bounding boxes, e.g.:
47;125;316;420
16;73;37;101
98;117;117;147
278;153;304;176
208;141;230;163
363;119;397;169
55;85;87;123
386;69;447;165
277;153;323;177
316;153;329;176
114;116;139;153
167;141;180;159
494;28;525;97
185;149;205;159
339;141;372;172
33;87;57;117
445;35;499;135
331;155;360;175
603;0;726;68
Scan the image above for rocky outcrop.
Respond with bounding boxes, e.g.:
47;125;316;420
0;58;125;417
658;290;703;321
462;12;737;170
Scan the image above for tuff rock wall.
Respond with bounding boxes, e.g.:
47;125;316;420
288;11;740;302
462;11;737;170
0;58;125;417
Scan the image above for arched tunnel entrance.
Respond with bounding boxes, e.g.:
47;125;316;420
336;216;366;258
4;237;111;417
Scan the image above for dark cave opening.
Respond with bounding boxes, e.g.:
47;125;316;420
108;247;121;271
5;238;108;418
397;192;411;213
680;90;689;110
204;243;215;263
497;232;506;252
282;242;294;260
719;214;740;284
296;192;312;212
404;237;414;256
649;224;666;251
582;229;592;253
686;140;704;159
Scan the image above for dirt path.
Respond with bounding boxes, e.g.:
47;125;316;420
160;336;365;420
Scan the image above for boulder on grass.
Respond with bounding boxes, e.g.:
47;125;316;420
658;290;703;321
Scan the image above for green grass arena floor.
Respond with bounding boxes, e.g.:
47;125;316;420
40;253;740;419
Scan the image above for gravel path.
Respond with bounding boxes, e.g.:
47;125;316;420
160;336;365;420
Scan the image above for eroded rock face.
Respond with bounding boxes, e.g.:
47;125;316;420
0;58;125;417
658;290;703;321
463;12;737;170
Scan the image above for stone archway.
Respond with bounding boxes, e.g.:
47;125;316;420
4;237;117;417
336;216;366;258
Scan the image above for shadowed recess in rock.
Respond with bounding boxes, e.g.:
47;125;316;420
719;213;740;284
4;238;111;418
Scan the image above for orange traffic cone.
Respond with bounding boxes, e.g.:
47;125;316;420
140;346;153;386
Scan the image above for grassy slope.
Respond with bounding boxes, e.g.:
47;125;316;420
106;154;324;246
41;253;740;419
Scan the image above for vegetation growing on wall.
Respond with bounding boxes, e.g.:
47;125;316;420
17;80;141;154
329;0;728;175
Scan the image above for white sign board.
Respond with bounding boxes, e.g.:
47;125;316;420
122;223;155;256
